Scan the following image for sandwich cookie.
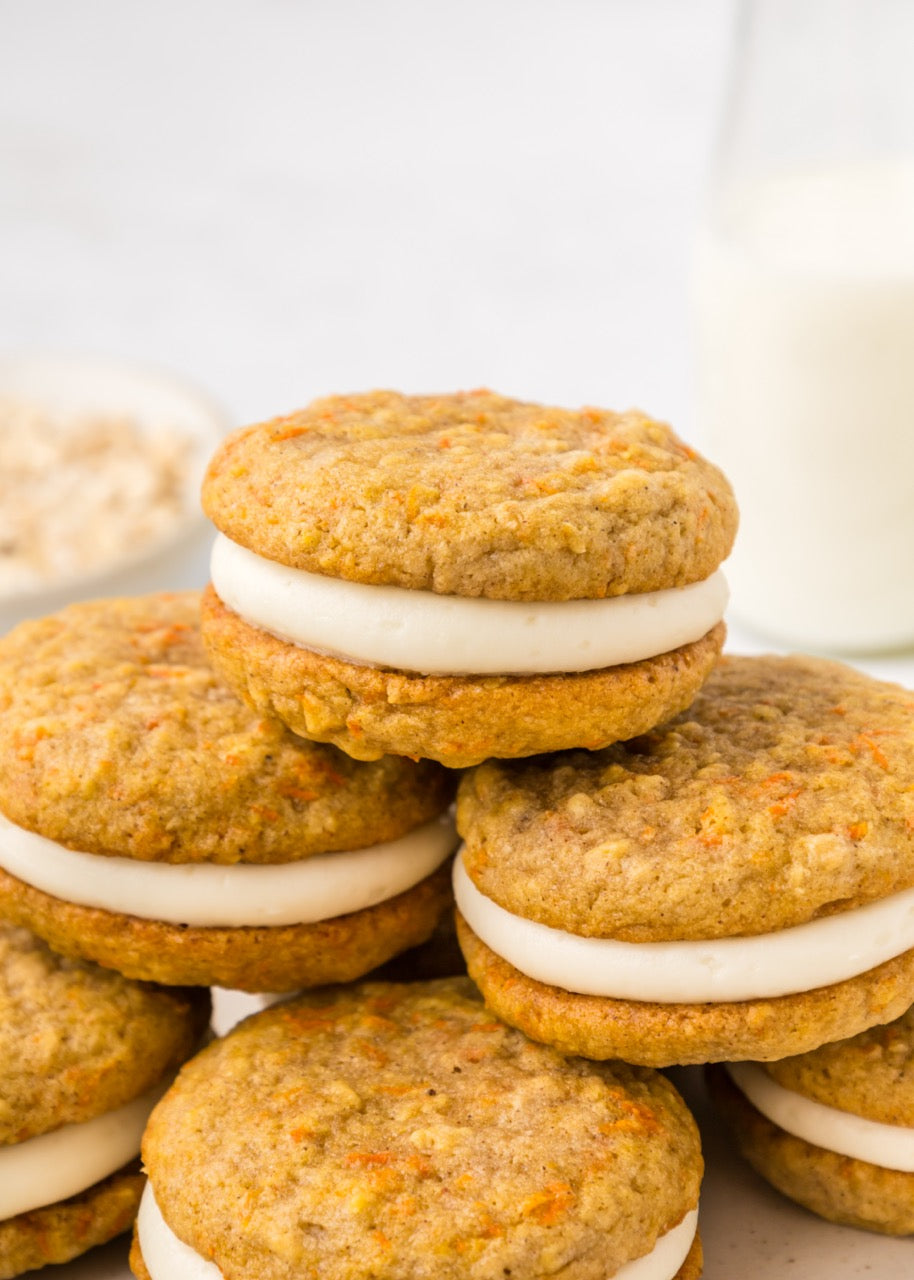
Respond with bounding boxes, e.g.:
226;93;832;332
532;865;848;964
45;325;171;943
0;593;455;990
708;1005;914;1234
131;978;703;1280
455;655;914;1066
200;389;735;766
0;923;208;1279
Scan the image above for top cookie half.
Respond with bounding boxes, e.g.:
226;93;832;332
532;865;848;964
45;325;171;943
202;389;737;601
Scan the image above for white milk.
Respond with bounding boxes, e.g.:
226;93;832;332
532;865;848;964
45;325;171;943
694;163;914;651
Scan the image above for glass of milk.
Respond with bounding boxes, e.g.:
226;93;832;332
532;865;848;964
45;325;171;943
694;0;914;651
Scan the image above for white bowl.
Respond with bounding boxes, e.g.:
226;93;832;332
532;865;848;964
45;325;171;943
0;352;231;634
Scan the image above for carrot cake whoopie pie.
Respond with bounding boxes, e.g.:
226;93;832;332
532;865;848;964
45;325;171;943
709;1005;914;1235
455;655;914;1066
200;389;735;767
0;593;455;991
131;978;704;1280
0;923;208;1279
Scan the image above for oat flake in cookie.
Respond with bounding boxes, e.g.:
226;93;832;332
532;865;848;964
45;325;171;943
0;923;208;1279
0;593;455;990
709;1004;914;1234
201;389;735;766
131;978;703;1280
456;654;914;1066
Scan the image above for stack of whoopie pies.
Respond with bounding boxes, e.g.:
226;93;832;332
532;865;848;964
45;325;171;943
2;387;913;1278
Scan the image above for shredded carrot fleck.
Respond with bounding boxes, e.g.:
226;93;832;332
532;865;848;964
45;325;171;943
599;1096;662;1135
697;806;725;846
251;804;280;822
346;1151;394;1167
851;733;890;770
848;821;869;840
361;1014;398;1033
272;425;310;442
358;1041;390;1066
277;784;320;802
768;789;801;819
521;1182;575;1226
280;1007;339;1033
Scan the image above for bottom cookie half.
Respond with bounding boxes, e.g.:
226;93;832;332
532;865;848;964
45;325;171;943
457;915;914;1066
0;863;452;990
707;1065;914;1235
0;1164;143;1280
201;587;726;768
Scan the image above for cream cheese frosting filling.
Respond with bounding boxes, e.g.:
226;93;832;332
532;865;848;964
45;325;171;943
0;1083;165;1220
0;811;456;928
726;1061;914;1172
210;533;729;676
137;1184;699;1280
454;854;914;1003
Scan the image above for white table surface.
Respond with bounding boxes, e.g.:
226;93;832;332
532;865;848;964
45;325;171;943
3;1;914;1275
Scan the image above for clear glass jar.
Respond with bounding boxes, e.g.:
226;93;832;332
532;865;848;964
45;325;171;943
694;0;914;651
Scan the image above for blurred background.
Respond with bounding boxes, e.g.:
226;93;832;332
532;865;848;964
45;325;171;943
0;0;733;429
4;0;913;677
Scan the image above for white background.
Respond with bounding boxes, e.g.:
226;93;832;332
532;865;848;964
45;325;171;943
1;3;912;1276
0;0;731;429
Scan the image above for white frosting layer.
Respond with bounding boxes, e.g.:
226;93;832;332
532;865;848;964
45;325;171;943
0;811;456;928
726;1062;914;1173
210;533;728;676
137;1183;698;1280
0;1083;165;1220
454;854;914;1003
138;1185;222;1280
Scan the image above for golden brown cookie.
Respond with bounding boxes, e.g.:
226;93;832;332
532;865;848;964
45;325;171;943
708;1051;914;1236
0;923;208;1278
200;390;735;765
455;655;914;1065
0;592;450;860
135;979;703;1280
0;595;456;989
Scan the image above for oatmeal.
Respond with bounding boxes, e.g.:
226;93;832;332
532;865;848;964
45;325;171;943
0;398;192;594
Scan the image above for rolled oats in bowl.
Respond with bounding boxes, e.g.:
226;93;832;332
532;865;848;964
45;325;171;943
0;400;192;594
0;354;229;630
